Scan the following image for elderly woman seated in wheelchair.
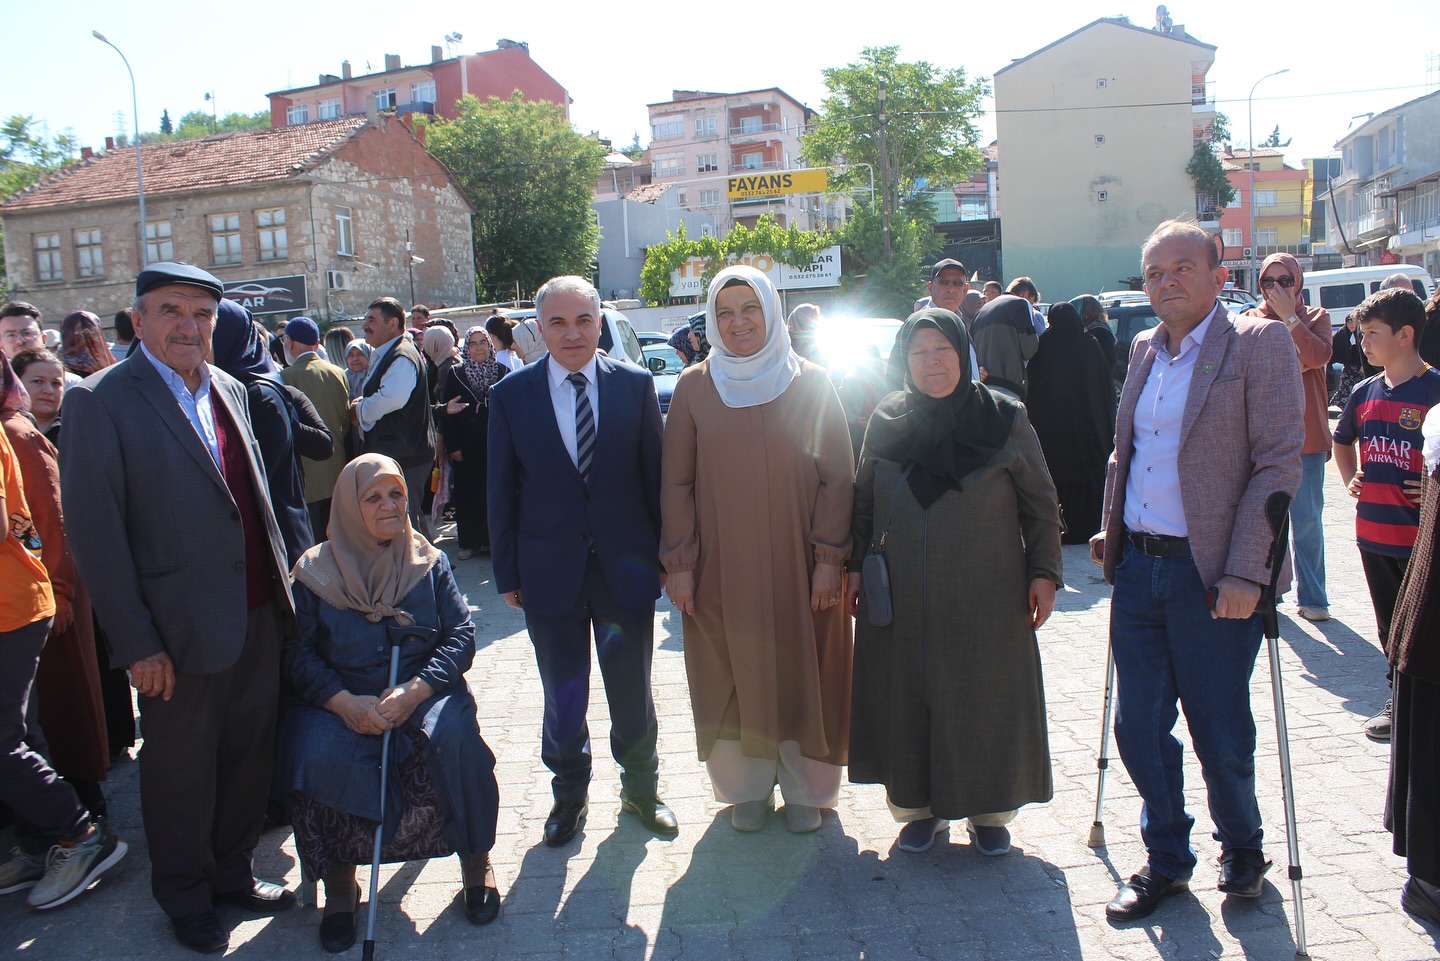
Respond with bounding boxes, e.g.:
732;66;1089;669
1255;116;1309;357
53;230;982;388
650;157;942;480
282;454;500;953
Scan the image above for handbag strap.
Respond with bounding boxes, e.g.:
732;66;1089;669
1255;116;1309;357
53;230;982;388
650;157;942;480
873;464;913;553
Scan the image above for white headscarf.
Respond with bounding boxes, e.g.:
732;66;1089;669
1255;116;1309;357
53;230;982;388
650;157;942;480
1423;404;1440;476
704;265;802;409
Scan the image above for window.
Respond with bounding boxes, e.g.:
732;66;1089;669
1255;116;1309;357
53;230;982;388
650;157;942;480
286;104;309;125
1255;227;1278;246
373;88;396;111
74;228;103;278
697;153;718;173
700;224;715;238
677;191;687;208
1319;283;1367;310
698;189;720;207
1226;192;1243;208
651;153;683;177
651;118;683;141
1222;228;1243;248
410;80;436;104
209;213;242;265
1254;189;1277;207
256;208;288;261
695;116;717;138
33;232;62;282
739;116;762;134
1095;190;1109;202
739;152;763;170
146;220;174;263
318;98;342;120
335;206;354;257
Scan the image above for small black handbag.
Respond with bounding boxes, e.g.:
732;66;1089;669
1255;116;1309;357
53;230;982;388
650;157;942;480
861;466;911;628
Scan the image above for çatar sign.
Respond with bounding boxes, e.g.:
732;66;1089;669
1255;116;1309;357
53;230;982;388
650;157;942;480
667;246;842;298
221;274;308;315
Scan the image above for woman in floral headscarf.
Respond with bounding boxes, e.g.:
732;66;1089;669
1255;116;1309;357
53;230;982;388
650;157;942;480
59;311;116;377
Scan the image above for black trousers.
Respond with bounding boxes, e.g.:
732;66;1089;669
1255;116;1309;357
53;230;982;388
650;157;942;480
1360;549;1408;658
137;602;281;918
523;554;659;803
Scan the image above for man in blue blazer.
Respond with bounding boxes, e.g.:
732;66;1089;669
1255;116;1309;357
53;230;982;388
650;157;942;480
488;275;676;844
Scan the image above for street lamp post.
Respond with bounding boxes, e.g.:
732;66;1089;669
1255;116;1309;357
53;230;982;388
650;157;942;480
1247;67;1289;292
92;30;149;266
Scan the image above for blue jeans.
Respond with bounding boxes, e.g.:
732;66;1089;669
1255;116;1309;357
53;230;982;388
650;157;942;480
1290;452;1328;609
1110;545;1265;879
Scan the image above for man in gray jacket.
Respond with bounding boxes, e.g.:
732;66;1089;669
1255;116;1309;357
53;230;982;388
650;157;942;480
60;262;297;955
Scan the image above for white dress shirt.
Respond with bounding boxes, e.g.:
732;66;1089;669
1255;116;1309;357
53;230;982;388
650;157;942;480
546;354;599;469
1122;306;1220;537
356;336;418;433
139;341;222;467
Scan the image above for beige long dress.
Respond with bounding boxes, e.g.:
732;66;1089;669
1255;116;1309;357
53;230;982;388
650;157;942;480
660;360;855;772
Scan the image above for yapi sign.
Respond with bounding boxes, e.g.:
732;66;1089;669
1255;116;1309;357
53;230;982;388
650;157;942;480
222;275;308;315
667;246;842;298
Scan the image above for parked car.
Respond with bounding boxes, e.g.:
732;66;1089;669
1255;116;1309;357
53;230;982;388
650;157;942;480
636;330;671;349
1106;302;1161;384
642;343;687;414
500;306;644;366
1302;265;1435;330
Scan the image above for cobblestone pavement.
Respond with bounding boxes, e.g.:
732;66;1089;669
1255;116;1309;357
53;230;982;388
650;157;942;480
4;467;1438;960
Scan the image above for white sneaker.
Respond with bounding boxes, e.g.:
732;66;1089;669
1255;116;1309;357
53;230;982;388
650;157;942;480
25;823;127;910
1296;606;1330;622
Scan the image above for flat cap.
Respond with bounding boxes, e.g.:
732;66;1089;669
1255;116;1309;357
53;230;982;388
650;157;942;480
284;316;321;345
135;262;224;301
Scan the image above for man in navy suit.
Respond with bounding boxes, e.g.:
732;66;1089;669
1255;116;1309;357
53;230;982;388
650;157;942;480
488;275;676;845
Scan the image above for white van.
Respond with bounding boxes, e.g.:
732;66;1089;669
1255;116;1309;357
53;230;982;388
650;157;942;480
1301;265;1434;330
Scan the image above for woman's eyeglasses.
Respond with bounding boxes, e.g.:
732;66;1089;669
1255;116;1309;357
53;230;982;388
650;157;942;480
1260;275;1296;290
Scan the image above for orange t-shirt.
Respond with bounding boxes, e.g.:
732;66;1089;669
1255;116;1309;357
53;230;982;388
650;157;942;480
0;427;54;631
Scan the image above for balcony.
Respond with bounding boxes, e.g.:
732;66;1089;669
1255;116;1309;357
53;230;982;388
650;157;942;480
1191;79;1215;114
730;159;784;174
729;121;783;144
1196;192;1220;226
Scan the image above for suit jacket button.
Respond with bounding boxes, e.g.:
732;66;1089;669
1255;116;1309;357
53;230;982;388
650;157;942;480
234;561;245;572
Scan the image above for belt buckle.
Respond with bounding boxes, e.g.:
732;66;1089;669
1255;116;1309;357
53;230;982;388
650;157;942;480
1142;534;1162;556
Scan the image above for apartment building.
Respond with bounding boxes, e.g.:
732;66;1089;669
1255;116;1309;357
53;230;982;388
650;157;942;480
1216;147;1310;289
994;15;1218;299
1328;90;1440;277
645;89;841;233
267;41;569;126
1;116;476;324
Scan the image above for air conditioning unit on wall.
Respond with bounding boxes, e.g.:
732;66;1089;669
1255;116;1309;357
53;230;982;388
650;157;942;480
326;269;348;290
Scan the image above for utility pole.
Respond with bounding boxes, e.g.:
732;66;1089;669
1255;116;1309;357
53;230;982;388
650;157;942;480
877;80;891;262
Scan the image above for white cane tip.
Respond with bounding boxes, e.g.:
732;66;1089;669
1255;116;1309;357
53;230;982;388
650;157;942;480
1087;823;1106;848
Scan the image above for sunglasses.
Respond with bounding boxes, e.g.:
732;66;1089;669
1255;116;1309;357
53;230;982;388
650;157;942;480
1260;275;1297;290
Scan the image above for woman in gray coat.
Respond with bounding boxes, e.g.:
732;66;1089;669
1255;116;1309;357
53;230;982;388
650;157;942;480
845;308;1063;857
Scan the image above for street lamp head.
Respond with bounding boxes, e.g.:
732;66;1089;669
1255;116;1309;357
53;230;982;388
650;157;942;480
91;29;108;42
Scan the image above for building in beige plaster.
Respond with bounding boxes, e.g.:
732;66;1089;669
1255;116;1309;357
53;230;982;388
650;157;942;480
994;16;1218;299
2;115;476;326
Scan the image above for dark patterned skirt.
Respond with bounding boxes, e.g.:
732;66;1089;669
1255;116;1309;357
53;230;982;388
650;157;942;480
1387;671;1440;885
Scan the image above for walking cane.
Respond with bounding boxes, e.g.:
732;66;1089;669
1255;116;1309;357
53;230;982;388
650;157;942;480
1258;491;1309;960
360;625;435;961
1088;642;1117;849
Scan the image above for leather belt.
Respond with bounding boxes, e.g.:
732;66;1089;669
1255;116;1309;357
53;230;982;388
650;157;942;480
1126;531;1191;558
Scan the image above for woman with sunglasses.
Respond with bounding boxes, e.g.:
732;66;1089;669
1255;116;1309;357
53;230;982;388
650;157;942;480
1243;252;1334;623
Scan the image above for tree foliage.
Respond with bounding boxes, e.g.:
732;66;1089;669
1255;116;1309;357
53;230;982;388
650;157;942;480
1262;124;1291;148
137;110;269;144
835;195;941;317
159;109;173;135
1188;110;1236;209
802;46;989;220
427;93;607;300
638;215;830;305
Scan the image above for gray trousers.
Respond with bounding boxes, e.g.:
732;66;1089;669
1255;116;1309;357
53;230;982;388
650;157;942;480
0;615;90;852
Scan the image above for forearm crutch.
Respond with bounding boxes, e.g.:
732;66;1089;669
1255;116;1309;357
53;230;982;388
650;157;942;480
1088;641;1117;848
1259;491;1309;960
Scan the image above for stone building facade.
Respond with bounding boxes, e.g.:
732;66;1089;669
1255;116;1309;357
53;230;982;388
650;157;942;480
2;115;475;327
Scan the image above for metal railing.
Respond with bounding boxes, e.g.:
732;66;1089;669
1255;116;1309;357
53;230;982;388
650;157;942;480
728;122;781;137
729;159;783;173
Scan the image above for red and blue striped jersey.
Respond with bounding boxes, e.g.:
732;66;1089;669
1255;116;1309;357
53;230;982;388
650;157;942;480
1333;366;1440;557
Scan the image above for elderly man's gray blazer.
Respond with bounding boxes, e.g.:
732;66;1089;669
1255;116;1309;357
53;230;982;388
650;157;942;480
59;354;295;674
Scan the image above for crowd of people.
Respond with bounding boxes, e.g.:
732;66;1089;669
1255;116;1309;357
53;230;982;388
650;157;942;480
2;216;1440;954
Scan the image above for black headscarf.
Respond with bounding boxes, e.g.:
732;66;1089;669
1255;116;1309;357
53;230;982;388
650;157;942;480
864;308;1019;510
210;299;280;383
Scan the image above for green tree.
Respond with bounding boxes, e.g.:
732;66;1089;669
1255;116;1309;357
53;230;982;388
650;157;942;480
1262;124;1291;149
173;109;268;139
427;93;607;299
0;116;79;298
637;216;829;305
159;109;173;135
620;132;643;161
802;46;985;310
1188;110;1236;211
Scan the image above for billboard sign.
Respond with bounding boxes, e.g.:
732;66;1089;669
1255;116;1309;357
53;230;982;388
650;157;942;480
222;274;309;315
667;246;842;298
725;168;828;200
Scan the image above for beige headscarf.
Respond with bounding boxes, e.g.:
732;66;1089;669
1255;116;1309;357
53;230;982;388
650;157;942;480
291;454;441;625
421;325;459;366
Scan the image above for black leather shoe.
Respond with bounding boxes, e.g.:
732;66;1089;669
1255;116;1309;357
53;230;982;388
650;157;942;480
544;799;588;846
319;910;357;953
1217;848;1271;898
1106;867;1190;922
1403;878;1440;927
461;854;501;925
215;878;297;914
171;910;228;955
619;791;679;837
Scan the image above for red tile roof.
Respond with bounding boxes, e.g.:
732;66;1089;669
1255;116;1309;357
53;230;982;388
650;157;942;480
3;118;370;211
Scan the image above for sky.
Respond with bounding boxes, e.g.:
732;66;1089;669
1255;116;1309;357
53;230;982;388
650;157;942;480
5;1;1438;168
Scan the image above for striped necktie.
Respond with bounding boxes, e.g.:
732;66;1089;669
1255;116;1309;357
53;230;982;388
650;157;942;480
567;371;594;483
